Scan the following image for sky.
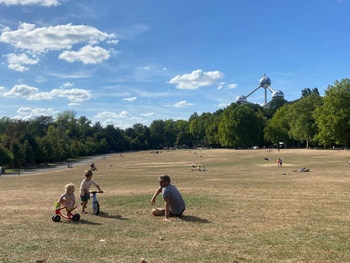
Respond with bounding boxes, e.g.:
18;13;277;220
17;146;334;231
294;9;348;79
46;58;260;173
0;0;349;129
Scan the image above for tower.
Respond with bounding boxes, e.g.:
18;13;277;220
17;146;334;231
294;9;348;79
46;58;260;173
235;74;284;107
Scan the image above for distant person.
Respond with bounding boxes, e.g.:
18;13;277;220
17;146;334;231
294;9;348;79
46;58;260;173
277;157;283;167
150;175;185;222
0;166;2;177
80;170;103;214
90;163;97;171
56;183;76;210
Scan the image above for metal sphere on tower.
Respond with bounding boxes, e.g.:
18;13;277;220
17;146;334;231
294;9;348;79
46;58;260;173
259;74;271;88
236;95;247;103
272;90;284;99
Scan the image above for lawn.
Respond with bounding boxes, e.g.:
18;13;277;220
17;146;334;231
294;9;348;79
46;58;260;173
1;148;350;263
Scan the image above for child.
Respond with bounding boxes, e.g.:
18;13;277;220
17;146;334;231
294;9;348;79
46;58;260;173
80;169;103;214
57;183;76;210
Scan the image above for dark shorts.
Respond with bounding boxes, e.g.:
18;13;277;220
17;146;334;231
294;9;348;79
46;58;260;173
170;207;185;217
80;193;90;202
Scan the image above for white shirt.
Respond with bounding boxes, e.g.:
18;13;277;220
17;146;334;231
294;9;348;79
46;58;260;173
80;178;98;196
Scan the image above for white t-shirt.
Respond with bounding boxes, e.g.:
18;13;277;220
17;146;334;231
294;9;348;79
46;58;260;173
80;178;98;196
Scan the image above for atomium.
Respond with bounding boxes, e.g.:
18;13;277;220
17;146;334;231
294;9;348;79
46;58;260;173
236;74;284;107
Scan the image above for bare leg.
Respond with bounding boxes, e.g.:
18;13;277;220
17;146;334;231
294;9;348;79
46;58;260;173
151;208;165;216
81;201;88;213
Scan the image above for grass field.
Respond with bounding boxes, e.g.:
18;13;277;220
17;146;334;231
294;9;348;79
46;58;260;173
1;148;350;263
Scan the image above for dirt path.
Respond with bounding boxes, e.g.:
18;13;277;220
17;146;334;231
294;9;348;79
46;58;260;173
1;154;113;177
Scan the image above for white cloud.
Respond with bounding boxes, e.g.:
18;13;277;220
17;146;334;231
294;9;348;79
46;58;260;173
5;53;39;72
59;45;111;64
119;111;130;118
17;107;57;116
169;69;224;90
141;112;155;117
0;0;61;6
95;110;131;119
0;23;117;54
123;97;137;102
169;100;194;108
50;88;91;103
4;84;40;98
226;83;238;89
3;83;92;103
218;103;228;108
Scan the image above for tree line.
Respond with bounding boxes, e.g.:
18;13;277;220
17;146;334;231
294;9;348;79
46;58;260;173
1;78;350;169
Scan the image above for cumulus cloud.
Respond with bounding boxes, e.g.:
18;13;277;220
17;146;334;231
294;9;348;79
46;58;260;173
169;69;224;90
0;0;61;6
59;45;111;64
123;97;137;102
3;83;91;103
4;84;40;98
50;87;91;103
0;23;117;53
5;53;39;72
17;107;57;116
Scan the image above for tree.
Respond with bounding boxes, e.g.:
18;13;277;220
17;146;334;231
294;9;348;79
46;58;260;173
314;79;350;148
264;104;291;147
0;145;12;168
174;120;192;148
150;120;166;149
218;104;238;147
301;87;320;98
288;93;323;148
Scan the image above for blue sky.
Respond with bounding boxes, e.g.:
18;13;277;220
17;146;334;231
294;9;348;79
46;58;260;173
0;0;349;129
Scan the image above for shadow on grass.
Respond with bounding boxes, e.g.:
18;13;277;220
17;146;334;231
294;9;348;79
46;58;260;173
76;219;101;225
97;211;128;220
179;215;211;223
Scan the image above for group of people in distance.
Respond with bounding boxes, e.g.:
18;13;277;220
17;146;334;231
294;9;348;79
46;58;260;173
57;168;185;222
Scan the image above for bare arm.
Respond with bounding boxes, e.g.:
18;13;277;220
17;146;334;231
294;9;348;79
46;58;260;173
163;197;171;220
96;184;103;193
150;187;162;205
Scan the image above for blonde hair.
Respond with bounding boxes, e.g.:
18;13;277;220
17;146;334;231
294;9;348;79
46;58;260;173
84;169;93;177
65;183;75;193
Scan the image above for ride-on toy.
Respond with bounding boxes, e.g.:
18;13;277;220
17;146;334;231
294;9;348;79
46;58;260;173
52;202;80;222
90;191;102;215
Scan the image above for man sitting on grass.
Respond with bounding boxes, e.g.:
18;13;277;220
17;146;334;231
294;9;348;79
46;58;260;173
150;175;185;222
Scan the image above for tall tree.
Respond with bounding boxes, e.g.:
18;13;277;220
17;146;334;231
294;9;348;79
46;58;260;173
264;104;291;147
150;120;166;149
288;93;323;148
314;79;350;148
218;104;237;147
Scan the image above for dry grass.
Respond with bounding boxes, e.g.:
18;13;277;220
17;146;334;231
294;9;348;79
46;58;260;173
1;149;350;262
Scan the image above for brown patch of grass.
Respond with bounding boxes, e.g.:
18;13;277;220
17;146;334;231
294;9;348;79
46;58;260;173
1;149;350;262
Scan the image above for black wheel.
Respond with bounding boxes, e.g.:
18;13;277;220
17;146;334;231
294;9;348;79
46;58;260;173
52;214;61;222
92;201;100;215
72;214;80;221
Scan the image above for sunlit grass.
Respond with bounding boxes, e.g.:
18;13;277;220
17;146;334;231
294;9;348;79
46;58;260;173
1;149;350;262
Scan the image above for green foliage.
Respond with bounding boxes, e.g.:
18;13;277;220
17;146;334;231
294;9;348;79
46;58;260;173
314;79;350;147
1;77;350;168
288;93;323;148
264;104;291;146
